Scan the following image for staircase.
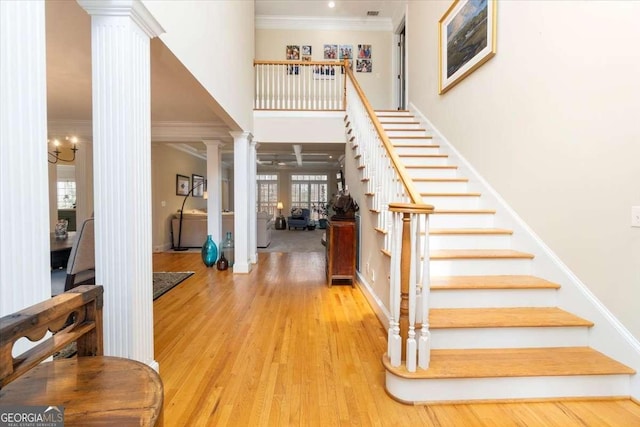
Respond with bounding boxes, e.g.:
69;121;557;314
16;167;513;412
350;110;635;403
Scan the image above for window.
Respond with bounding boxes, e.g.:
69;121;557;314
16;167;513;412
257;174;278;217
57;165;76;209
291;174;328;220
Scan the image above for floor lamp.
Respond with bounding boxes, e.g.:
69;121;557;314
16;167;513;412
174;180;206;251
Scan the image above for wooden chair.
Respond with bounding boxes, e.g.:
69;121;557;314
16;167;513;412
0;285;164;426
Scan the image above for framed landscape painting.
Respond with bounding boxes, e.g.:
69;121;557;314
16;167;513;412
439;0;497;94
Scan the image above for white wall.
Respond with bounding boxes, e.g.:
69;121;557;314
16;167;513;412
143;0;255;132
255;28;394;109
407;1;640;341
151;144;207;251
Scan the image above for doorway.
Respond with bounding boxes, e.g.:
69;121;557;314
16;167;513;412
397;21;406;110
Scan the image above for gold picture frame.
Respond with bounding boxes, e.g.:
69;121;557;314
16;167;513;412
439;0;497;94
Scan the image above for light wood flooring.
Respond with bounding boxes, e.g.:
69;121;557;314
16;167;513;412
153;252;640;426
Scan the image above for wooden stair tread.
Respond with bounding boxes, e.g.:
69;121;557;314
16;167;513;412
375;109;410;113
430;275;561;290
432;209;495;214
385;347;636;379
421;192;481;197
394;144;441;148
413;178;469;182
406;165;457;169
429;307;593;329
429;228;513;235
400;154;448;158
431;249;534;259
389;135;432;139
379;121;420;124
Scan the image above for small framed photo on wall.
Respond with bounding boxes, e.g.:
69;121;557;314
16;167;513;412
192;174;205;197
176;174;190;196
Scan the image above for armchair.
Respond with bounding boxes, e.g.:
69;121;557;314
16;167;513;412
288;208;310;230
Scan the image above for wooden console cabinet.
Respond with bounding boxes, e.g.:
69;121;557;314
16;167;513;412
325;219;356;287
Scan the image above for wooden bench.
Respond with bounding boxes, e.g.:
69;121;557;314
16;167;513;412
0;285;163;426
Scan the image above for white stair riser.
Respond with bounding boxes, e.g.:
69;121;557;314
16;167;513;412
381;122;423;129
401;156;450;166
430;327;588;349
386;130;429;137
430;258;532;276
422;196;480;209
375;112;414;117
406;168;459;179
430;213;494;228
388;137;434;146
430;288;557;308
395;146;441;155
385;373;631;403
413;181;468;193
429;233;512;250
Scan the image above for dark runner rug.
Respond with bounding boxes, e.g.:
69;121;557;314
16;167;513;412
153;271;194;300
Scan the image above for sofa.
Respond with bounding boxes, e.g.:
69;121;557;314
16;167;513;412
257;212;274;248
171;211;235;247
288;208;310;230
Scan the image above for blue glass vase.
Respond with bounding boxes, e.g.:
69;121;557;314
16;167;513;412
201;235;218;267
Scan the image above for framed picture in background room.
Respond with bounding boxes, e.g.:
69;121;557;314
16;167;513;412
176;174;189;196
192;174;205;197
439;0;497;94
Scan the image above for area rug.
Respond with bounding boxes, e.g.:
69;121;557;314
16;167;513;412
153;271;194;300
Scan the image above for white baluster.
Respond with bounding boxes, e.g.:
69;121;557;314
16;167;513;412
388;212;402;367
419;213;431;369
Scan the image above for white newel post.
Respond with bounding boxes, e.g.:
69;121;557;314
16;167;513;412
249;140;258;264
78;0;163;369
231;131;253;274
204;140;224;245
0;0;51;317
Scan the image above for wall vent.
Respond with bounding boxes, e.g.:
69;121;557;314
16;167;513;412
366;11;379;16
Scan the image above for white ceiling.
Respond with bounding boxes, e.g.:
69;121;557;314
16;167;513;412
46;0;400;168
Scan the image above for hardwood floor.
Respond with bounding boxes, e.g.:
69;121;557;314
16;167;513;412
153;252;640;426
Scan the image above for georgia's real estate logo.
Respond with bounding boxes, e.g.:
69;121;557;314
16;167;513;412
0;405;64;427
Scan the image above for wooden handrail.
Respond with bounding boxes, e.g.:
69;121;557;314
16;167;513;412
254;59;346;67
344;64;424;205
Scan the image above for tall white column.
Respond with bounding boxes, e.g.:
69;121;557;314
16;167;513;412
78;0;163;369
48;162;58;231
204;140;224;244
249;140;258;264
0;0;51;316
232;131;253;274
75;140;94;225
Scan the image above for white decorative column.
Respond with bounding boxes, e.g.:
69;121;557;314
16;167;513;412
231;131;253;273
75;140;94;225
78;0;163;369
48;162;58;231
249;140;258;264
0;0;51;316
204;140;224;244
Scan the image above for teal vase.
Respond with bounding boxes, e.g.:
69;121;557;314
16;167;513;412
201;235;218;267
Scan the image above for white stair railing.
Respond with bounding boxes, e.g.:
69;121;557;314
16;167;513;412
344;69;434;372
254;60;346;110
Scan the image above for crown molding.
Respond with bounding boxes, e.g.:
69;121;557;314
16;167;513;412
166;143;207;160
255;15;393;32
47;120;232;143
152;121;233;142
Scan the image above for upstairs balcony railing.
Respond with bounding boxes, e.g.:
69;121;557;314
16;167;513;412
254;60;346;110
254;59;435;372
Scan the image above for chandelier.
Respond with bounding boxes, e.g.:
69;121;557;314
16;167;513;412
48;136;79;164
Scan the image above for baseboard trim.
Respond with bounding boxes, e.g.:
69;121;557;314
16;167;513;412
355;271;390;330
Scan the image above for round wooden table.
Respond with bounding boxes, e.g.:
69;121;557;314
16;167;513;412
0;356;163;426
